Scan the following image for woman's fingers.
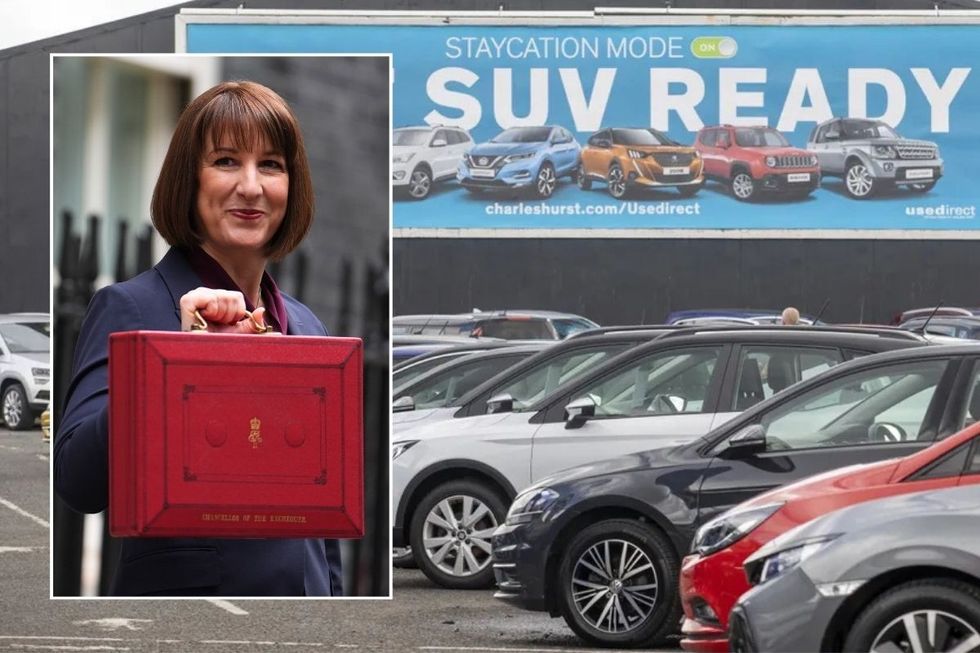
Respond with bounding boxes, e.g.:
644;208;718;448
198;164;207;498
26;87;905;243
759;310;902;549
179;287;247;331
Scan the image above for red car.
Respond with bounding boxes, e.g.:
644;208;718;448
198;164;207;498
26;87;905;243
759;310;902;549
695;125;820;201
679;418;980;653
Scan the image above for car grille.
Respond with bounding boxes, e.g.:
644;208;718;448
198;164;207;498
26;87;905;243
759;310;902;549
896;144;937;160
772;155;813;168
651;152;695;166
466;154;504;169
652;171;699;184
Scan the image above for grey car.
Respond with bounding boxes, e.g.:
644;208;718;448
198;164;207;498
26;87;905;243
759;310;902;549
807;117;943;199
730;484;980;652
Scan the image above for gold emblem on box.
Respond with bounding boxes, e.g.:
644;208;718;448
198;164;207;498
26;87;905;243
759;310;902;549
249;417;263;449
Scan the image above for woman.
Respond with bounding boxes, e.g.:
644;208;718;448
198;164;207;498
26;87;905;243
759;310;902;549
54;81;342;597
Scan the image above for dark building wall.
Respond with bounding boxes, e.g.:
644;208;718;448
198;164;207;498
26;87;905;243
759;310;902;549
393;238;978;325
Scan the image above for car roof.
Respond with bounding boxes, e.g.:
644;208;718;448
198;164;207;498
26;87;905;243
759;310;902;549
0;313;49;323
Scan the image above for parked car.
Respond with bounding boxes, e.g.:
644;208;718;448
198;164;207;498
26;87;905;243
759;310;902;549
665;309;822;326
393;341;515;387
395;326;923;590
393;310;599;340
695;125;820;201
458;125;581;198
890;306;980;326
394;326;675;431
898;315;980;341
392;125;473;199
730;484;980;652
490;341;977;648
807;117;943;199
578;127;703;199
393;344;547;413
680;414;980;653
0;313;50;430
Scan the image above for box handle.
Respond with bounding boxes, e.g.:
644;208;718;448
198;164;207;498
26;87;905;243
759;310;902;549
190;309;275;335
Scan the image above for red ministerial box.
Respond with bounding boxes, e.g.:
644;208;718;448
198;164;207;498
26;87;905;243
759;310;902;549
108;331;363;539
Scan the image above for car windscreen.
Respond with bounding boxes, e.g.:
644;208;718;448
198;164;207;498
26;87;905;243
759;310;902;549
734;128;790;147
0;322;50;353
491;127;552;143
611;128;677;146
552;318;598;339
841;120;900;140
393;129;431;146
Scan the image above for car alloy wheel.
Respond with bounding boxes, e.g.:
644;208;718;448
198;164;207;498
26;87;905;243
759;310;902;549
845;162;875;198
731;172;756;201
577;163;592;190
558;519;680;647
409;479;506;589
607;163;627;199
536;163;557;198
844;580;980;653
408;167;432;199
2;383;31;431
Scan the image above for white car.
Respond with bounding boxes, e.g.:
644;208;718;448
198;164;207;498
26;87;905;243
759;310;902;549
391;327;922;590
0;313;51;430
392;125;473;200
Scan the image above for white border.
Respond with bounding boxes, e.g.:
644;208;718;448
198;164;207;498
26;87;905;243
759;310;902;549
175;9;980;240
49;52;394;601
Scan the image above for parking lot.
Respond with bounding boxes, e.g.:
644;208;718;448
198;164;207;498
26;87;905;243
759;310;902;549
0;424;676;652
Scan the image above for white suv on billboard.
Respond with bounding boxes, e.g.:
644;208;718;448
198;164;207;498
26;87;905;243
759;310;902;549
392;125;474;200
0;313;50;430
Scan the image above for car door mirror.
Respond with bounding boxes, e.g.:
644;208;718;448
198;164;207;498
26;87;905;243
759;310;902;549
431;138;447;147
486;393;515;414
868;422;907;442
392;396;415;413
564;395;597;430
720;423;767;458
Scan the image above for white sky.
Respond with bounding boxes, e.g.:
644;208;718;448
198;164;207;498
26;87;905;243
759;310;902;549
0;0;184;50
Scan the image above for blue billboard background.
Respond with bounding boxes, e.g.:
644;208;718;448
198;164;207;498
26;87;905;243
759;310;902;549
186;22;978;232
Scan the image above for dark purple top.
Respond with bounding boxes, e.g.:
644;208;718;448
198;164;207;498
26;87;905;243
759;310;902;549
183;247;288;334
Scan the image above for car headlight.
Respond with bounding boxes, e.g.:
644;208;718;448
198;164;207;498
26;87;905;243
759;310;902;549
810;155;819;166
392;152;415;164
765;156;777;167
32;367;50;377
504;152;535;163
505;487;559;526
872;145;897;159
753;535;839;585
692;502;783;556
392;440;419;460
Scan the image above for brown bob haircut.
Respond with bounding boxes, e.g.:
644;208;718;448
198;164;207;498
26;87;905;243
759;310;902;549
151;81;314;261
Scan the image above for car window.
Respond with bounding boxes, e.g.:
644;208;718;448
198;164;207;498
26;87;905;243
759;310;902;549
432;129;450;145
575;346;722;419
909;442;970;481
492;345;629;412
962;369;980;428
552;319;595;339
758;359;948;451
732;346;842;410
968;440;980;475
700;130;716;147
717;130;731;147
0;323;50;353
393;352;472;387
403;354;528;410
475;319;553;340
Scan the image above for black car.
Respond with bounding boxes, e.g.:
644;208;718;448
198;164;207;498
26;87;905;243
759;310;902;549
491;343;980;648
899;315;980;341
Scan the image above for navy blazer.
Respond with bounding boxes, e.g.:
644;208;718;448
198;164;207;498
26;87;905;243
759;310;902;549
54;248;343;597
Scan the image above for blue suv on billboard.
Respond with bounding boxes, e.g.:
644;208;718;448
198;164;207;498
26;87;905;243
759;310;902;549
458;125;581;199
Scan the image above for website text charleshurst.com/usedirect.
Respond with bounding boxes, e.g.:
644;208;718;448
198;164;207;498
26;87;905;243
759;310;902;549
485;202;702;216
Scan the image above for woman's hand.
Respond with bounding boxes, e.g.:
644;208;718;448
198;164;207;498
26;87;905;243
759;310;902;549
179;287;268;334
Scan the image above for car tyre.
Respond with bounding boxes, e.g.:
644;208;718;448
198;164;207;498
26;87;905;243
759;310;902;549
534;162;557;199
409;479;506;589
730;171;757;201
2;383;32;431
607;162;628;199
577;163;592;190
843;579;980;653
408;165;432;200
557;519;680;648
392;546;417;569
844;160;877;199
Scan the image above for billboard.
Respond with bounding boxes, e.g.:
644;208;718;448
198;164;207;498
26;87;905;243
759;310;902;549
180;15;980;236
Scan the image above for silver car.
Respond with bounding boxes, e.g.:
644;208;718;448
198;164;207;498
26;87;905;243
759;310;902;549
731;483;980;652
807;117;943;199
0;313;50;430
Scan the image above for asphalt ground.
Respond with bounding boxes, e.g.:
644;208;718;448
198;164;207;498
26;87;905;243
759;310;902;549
0;426;679;652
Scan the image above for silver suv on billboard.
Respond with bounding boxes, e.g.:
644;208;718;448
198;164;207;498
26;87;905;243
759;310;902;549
807;117;943;199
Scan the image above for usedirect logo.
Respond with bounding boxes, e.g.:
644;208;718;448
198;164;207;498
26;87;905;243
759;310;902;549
691;36;738;59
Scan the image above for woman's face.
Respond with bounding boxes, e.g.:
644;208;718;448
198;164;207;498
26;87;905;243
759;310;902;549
196;133;288;258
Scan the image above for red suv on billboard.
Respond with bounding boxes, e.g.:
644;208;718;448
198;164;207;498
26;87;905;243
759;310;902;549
695;125;820;201
679;417;980;653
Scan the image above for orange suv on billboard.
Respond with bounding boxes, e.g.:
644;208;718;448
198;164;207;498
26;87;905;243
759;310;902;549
578;127;704;199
